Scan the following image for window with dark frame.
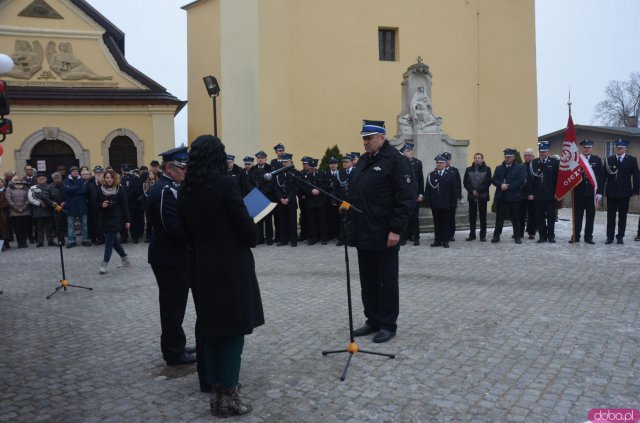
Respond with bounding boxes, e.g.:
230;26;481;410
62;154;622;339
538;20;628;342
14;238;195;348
378;28;396;61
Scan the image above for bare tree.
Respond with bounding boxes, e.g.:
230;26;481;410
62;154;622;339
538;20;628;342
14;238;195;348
593;72;640;127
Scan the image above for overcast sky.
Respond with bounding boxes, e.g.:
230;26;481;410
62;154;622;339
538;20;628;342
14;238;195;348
86;0;640;144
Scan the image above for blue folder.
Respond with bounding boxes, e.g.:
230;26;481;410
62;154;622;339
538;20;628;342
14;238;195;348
243;188;277;223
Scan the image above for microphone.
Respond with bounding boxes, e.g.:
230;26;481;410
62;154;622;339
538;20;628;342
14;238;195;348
263;164;294;180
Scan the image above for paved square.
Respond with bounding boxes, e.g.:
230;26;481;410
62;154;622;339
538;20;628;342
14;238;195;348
1;209;639;422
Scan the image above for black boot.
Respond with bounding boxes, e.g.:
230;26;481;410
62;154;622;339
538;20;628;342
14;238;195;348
218;386;252;417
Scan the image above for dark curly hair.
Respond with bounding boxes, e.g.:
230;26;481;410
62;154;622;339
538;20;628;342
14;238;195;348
181;135;227;197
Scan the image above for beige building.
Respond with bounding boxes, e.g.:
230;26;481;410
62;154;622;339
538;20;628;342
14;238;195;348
183;0;537;169
0;0;184;176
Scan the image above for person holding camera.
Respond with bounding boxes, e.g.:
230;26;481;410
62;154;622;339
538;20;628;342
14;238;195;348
95;169;130;274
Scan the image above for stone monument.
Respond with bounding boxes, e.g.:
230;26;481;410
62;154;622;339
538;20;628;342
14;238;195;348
390;57;469;168
391;58;472;232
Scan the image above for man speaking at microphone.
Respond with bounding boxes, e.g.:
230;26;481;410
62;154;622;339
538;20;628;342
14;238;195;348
347;120;417;343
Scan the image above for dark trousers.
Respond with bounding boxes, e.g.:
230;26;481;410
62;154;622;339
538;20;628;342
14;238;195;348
298;200;307;241
448;206;457;239
493;201;521;238
129;207;144;241
518;198;536;237
257;212;273;243
306;206;327;243
431;207;450;243
535;200;556;240
103;232;126;263
406;204;420;241
327;205;340;240
151;265;190;362
606;196;630;240
277;203;298;244
203;336;244;388
468;200;487;238
11;216;31;247
356;249;399;332
35;217;53;244
574;195;595;240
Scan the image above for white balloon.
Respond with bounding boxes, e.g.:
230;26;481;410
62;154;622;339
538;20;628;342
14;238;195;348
0;54;15;74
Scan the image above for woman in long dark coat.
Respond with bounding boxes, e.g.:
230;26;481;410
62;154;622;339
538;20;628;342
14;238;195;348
177;135;264;418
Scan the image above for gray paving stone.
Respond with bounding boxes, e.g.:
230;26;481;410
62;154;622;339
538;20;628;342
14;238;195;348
0;209;638;421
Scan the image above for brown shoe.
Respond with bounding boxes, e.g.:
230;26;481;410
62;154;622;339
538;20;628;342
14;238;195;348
218;386;252;417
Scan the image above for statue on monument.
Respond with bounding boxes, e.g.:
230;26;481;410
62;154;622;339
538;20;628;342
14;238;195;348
46;41;112;81
409;86;442;130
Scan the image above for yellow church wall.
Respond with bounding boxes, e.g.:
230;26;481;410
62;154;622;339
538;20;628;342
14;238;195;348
1;105;175;173
186;0;537;169
184;0;221;141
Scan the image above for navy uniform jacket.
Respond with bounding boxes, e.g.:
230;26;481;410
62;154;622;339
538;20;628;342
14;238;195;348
332;168;352;201
447;166;462;200
121;174;142;210
575;155;604;197
529;157;559;201
425;170;457;209
301;170;329;208
147;174;188;267
248;163;275;201
274;170;298;209
347;140;418;251
492;162;525;202
604;154;640;198
408;158;425;197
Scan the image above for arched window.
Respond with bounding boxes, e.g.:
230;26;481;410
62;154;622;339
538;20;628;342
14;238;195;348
109;136;138;172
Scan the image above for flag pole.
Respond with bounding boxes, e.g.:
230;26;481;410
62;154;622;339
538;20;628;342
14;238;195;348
568;91;577;243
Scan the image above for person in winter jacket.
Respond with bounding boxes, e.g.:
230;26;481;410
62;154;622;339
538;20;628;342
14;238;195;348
27;171;55;247
95;169;130;274
5;176;31;248
63;166;89;248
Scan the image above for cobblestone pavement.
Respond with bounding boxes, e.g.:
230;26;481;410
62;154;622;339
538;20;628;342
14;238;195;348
1;210;639;422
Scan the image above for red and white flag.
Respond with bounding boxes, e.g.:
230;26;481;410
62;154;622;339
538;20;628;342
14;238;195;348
579;153;598;205
555;114;582;200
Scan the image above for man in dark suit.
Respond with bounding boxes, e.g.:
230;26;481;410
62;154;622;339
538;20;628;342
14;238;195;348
529;141;560;243
348;120;417;343
301;159;329;245
519;149;537;239
248;151;274;245
147;147;196;367
603;139;640;244
570;139;604;244
401;143;424;246
491;148;525;244
425;154;457;248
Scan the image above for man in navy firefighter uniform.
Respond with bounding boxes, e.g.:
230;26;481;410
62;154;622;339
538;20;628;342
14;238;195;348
491;148;525;244
274;153;299;247
603;139;640;244
348;120;417;343
249;150;275;245
425;154;457;248
400;143;424;245
147;147;196;367
529;141;560;243
301;158;329;245
570;139;603;244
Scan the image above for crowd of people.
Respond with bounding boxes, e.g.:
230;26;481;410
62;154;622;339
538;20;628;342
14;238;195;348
0;161;162;254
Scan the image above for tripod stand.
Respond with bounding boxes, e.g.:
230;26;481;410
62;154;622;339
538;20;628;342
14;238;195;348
34;192;93;299
280;169;395;380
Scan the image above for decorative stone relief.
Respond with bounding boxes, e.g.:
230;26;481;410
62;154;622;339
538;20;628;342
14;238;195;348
43;127;59;140
4;40;43;79
18;0;64;19
46;41;113;81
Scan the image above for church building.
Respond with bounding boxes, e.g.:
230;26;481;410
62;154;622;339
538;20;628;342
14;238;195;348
0;0;184;175
183;0;537;168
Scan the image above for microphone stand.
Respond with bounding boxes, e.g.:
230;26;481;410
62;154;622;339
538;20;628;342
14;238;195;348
33;191;93;299
282;169;395;381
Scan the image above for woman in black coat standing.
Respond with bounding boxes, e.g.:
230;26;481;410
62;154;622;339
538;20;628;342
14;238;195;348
177;135;264;418
95;169;130;274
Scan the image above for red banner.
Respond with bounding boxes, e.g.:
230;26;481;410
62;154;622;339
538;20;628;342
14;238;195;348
555;114;582;200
